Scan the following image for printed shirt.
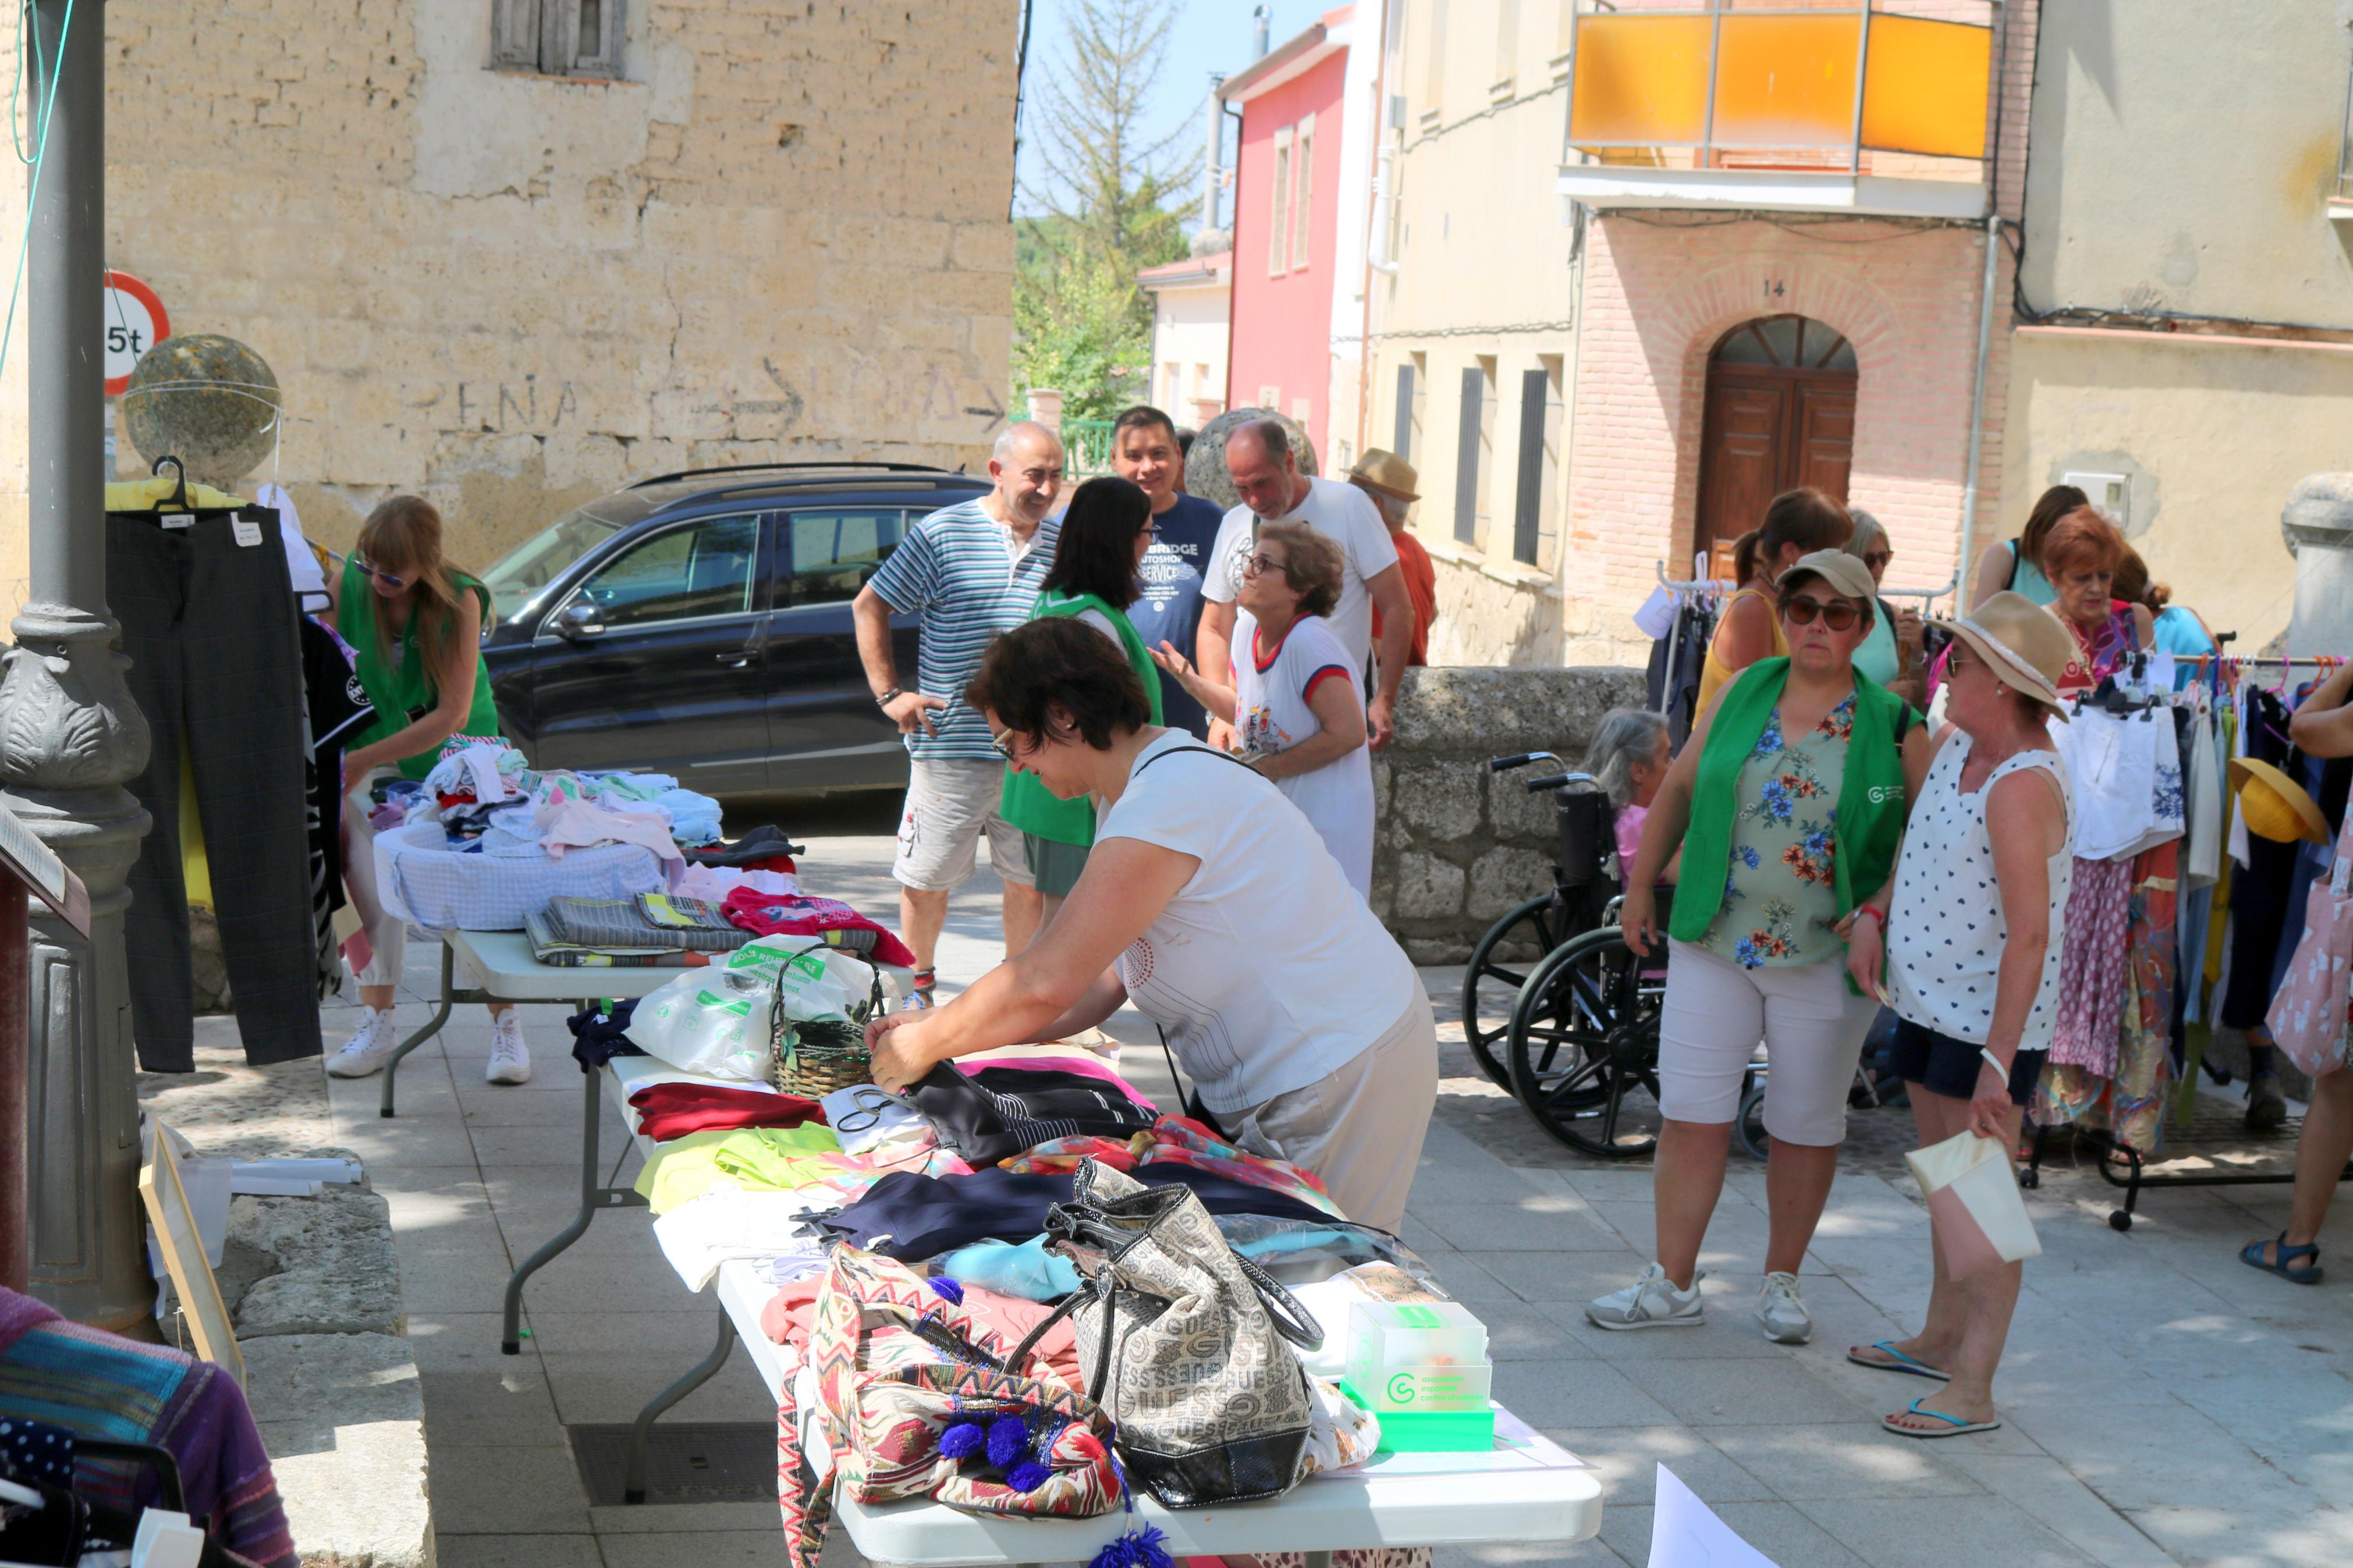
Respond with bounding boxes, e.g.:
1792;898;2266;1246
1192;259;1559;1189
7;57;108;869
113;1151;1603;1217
1125;492;1224;737
2056;601;2138;696
1702;694;1855;969
867;497;1062;761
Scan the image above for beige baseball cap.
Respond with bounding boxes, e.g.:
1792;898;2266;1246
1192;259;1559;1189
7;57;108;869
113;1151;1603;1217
1775;549;1877;603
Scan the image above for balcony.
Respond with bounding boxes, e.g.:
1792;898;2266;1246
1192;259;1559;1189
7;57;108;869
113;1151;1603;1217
1556;2;1997;220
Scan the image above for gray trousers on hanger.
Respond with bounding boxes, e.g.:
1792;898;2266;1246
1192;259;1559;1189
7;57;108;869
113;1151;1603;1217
109;509;322;1070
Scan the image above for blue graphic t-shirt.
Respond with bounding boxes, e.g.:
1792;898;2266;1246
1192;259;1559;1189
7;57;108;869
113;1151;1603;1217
1124;493;1224;738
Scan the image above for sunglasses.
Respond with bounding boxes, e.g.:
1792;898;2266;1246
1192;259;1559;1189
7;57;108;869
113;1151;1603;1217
1862;550;1893;571
1783;596;1862;632
351;556;409;588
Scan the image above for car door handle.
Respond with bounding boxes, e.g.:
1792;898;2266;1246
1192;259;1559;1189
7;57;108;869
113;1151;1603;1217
715;652;753;669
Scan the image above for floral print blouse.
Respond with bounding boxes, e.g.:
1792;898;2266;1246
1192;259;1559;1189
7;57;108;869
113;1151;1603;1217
2056;602;2137;696
1702;694;1854;969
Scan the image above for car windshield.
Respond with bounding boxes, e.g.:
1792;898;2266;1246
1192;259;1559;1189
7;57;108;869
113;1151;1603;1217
479;508;625;624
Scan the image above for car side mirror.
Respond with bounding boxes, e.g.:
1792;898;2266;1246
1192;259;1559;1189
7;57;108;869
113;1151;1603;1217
555;602;605;640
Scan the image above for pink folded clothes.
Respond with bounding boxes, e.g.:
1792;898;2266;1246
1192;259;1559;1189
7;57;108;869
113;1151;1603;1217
720;888;918;968
954;1052;1158;1112
538;795;685;886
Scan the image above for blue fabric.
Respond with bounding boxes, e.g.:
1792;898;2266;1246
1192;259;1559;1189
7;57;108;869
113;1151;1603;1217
1125;494;1225;739
655;788;723;846
2151;607;2214;687
936;1235;1083;1302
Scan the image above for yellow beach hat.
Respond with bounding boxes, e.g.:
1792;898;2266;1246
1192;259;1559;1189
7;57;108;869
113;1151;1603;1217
2228;757;2331;846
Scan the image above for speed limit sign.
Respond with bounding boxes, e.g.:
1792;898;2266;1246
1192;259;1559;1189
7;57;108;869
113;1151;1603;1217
102;271;168;396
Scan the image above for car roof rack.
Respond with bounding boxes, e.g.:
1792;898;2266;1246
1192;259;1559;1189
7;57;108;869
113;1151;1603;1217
626;460;944;490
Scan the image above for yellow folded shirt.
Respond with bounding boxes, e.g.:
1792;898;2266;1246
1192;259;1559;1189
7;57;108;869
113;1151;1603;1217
633;1124;844;1215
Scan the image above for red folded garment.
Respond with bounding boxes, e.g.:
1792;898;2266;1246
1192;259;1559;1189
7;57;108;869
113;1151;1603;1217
627;1081;826;1142
719;888;918;969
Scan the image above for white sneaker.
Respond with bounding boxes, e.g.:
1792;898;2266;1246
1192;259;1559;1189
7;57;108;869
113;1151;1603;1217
1753;1271;1813;1345
1586;1263;1706;1331
325;1008;400;1078
485;1012;532;1085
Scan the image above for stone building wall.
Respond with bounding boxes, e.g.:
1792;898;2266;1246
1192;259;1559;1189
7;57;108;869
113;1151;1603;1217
1371;664;1648;962
0;0;1019;624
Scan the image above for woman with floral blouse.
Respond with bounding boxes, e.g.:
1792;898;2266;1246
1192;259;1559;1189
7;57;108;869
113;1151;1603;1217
1596;550;1933;1345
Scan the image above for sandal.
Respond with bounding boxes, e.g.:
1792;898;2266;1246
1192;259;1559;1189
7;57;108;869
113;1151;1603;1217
1882;1396;2001;1439
2240;1233;2322;1285
1847;1341;1952;1382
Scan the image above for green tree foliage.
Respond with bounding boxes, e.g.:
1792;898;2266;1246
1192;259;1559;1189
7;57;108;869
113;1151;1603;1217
1013;0;1198;418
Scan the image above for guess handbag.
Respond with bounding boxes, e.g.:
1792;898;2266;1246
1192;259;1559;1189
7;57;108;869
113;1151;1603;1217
1010;1158;1325;1508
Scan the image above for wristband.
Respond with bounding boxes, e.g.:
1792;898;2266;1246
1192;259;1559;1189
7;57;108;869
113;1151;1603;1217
875;687;902;708
1979;1047;2011;1080
1853;905;1887;929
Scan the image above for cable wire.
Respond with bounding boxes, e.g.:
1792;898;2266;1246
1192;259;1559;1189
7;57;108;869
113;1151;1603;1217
0;0;74;389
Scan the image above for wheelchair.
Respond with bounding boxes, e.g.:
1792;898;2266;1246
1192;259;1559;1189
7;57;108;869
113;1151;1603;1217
1459;755;1669;1158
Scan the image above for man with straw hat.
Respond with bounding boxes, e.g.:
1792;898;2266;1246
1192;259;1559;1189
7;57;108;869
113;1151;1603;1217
1840;591;2077;1438
1347;450;1435;667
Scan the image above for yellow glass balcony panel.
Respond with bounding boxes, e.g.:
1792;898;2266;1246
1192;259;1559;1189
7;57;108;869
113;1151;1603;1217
1569;14;1713;147
1861;14;1992;159
1711;14;1861;150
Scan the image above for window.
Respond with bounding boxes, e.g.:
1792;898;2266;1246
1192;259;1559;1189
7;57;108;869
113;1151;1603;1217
576;515;757;628
1162;362;1181;407
1194;363;1212;401
1293;117;1315;271
1453;361;1495;549
493;0;623;79
1392;362;1417;460
1495;0;1520;87
1424;0;1449;113
1258;383;1283;410
787;510;902;606
1269;130;1293;274
1513;358;1564;569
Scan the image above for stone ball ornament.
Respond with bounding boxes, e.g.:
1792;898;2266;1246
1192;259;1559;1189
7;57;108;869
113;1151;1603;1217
122;335;283;486
1183;406;1319;515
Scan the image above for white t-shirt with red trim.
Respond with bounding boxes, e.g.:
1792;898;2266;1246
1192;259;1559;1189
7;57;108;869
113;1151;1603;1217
1231;609;1374;899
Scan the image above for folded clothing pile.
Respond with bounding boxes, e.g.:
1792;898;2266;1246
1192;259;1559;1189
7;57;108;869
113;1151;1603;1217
719;890;917;968
810;1164;1337;1259
524;893;762;966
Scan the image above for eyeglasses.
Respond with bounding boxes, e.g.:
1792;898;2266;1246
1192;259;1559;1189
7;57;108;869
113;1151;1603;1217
1243;552;1283;578
1138;521;1159;539
989;730;1020;763
1783;596;1862;632
350;556;408;588
832;1086;904;1135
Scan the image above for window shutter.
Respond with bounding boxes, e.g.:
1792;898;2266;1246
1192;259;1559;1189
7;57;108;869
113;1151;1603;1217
1393;364;1416;459
1513;368;1548;565
1454;367;1484;546
491;0;541;70
542;0;623;78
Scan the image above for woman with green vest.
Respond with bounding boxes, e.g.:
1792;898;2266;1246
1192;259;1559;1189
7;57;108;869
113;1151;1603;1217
322;496;530;1086
1001;477;1163;928
1592;550;1932;1345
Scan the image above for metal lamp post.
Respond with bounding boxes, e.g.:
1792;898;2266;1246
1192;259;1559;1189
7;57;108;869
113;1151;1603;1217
0;0;155;1329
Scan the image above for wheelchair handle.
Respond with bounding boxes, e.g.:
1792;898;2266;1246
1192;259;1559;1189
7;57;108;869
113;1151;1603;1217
1488;750;1561;773
1525;769;1598;794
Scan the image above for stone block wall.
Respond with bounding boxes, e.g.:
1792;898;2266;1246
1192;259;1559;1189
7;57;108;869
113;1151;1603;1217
1371;663;1648;962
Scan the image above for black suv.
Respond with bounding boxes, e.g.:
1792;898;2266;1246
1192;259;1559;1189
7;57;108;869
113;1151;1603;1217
478;463;985;795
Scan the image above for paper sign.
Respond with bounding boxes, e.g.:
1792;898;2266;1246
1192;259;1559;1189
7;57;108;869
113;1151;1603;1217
232;518;262;547
1649;1463;1780;1568
161;512;194;530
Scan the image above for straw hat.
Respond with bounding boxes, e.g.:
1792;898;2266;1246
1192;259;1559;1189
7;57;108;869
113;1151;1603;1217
1775;549;1877;603
1347;449;1419;503
1930;591;2075;721
2228;757;2330;846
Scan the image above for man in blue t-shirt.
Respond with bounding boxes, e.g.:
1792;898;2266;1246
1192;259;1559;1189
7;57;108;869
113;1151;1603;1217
1110;404;1223;738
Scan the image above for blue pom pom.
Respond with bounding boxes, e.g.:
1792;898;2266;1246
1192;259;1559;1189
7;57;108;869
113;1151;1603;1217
938;1421;985;1460
1005;1459;1052;1493
1087;1524;1174;1568
985;1416;1030;1468
925;1275;965;1304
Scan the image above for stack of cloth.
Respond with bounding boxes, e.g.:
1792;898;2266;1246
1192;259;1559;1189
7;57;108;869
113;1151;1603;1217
525;892;752;966
677;825;803;901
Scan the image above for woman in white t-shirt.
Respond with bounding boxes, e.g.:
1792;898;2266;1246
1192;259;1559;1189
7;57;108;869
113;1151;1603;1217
863;616;1438;1231
1149;521;1375;899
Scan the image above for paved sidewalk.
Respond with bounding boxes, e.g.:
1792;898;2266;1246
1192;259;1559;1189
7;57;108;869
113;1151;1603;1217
293;796;2352;1567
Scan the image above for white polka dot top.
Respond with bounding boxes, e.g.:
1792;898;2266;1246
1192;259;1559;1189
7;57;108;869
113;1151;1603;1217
1883;732;2075;1047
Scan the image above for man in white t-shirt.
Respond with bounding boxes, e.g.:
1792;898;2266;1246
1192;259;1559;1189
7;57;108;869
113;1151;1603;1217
1199;419;1413;749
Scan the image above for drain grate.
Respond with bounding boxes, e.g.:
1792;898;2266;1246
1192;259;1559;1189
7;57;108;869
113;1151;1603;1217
569;1421;778;1507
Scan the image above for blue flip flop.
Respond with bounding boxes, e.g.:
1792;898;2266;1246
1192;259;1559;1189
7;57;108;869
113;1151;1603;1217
1883;1396;2000;1439
1847;1341;1952;1382
2240;1234;2322;1285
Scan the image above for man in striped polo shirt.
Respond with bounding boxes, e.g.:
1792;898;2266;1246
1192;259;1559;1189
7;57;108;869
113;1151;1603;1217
854;421;1066;1003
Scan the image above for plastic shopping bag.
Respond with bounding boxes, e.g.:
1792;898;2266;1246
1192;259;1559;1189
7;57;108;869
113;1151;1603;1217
1905;1130;2040;1282
627;936;878;1082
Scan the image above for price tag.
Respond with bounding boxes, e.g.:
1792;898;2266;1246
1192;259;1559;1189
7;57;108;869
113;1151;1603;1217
232;518;262;547
161;513;193;531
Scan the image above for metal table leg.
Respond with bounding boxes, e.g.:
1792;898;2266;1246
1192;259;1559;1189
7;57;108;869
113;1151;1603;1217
379;943;459;1119
503;1059;645;1353
622;1303;737;1504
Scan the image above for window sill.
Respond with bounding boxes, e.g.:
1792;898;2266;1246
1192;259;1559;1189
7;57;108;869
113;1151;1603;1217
1418;107;1443;130
1489;77;1516;105
488;66;629;86
1548;49;1574;85
1422;536;1560;595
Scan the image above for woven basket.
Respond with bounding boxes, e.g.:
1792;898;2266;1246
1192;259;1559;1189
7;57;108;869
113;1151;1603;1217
767;986;874;1097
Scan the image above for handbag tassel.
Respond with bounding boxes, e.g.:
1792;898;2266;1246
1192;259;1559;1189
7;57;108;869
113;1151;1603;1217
1087;1446;1176;1568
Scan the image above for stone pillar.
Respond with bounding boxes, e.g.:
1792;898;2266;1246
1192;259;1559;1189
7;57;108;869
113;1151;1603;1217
0;0;155;1329
2283;475;2353;657
1024;387;1064;432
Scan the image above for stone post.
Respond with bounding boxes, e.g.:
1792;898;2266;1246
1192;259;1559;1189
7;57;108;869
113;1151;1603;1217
1024;387;1064;432
2281;474;2353;657
0;0;155;1329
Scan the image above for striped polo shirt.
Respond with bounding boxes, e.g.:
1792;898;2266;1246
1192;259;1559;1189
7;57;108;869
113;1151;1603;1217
868;496;1062;761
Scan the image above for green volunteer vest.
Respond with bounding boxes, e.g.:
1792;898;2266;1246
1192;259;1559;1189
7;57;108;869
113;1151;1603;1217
1670;657;1911;948
339;559;503;781
999;591;1164;845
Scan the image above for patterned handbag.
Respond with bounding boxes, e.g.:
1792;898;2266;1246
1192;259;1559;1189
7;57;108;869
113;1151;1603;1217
778;1248;1120;1568
2267;812;2353;1079
1010;1158;1324;1509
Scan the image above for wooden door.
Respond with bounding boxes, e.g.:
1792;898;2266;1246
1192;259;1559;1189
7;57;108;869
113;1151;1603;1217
1694;317;1858;573
1697;372;1791;574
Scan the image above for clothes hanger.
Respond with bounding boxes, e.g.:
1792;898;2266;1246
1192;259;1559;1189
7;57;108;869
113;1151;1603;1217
150;454;189;511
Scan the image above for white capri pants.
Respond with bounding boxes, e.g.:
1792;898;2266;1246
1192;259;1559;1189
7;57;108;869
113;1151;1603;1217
1657;939;1877;1147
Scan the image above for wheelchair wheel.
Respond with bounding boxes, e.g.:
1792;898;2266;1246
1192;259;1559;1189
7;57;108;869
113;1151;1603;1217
1737;1074;1769;1162
1505;927;1666;1158
1459;893;1561;1088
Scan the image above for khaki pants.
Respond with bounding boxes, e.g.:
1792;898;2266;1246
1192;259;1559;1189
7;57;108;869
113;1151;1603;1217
1227;999;1439;1233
